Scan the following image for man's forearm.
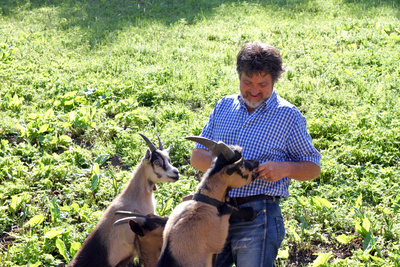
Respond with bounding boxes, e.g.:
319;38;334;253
257;161;320;182
285;161;321;181
190;148;212;172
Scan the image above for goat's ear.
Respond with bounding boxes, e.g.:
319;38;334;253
166;145;172;153
129;220;145;237
144;149;151;162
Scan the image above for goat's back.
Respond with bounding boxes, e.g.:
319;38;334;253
160;200;230;266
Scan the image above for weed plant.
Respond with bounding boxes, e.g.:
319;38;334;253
0;0;399;266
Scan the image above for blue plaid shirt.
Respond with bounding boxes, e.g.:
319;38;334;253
194;90;321;198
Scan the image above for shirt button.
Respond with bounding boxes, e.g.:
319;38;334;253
237;142;240;145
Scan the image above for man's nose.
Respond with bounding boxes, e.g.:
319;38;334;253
249;87;259;95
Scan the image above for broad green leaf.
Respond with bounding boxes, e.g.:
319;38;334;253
56;238;70;263
363;232;373;250
90;173;101;192
370;255;384;262
295;196;308;206
394;199;400;213
288;226;301;242
45;108;55;119
345;69;353;75
44;229;62;239
314;196;333;209
59;135;72;143
64;100;74;106
50;197;61;223
70;242;81;258
25;215;45;227
354;221;367;237
312;252;333;267
10;195;22;212
278;247;289;259
362;217;371;232
93;162;100;174
355;194;363;209
336;234;356;244
64;91;77;98
38;124;49;134
137;114;150;121
390;34;400;41
94;154;110;166
28;113;38;119
165;198;174;211
27;262;42;267
70;203;79;212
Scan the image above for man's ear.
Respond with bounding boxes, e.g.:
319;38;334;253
144;149;151;162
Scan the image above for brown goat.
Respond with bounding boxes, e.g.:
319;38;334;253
113;212;168;267
156;136;259;267
69;134;179;267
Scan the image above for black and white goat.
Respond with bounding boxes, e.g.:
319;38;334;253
113;212;169;267
69;133;179;267
156;136;259;267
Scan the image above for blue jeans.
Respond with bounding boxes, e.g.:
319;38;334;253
215;197;285;267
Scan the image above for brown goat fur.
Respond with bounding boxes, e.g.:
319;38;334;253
69;134;179;267
157;142;259;267
113;213;168;267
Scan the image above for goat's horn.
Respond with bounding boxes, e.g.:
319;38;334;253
186;136;236;161
139;133;157;152
115;211;147;217
185;136;222;157
114;217;146;227
217;142;236;161
157;134;164;150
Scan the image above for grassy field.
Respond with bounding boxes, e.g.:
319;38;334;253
1;0;399;266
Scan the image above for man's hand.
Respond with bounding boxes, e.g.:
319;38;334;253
256;161;288;182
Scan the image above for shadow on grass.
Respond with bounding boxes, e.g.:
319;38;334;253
1;0;398;48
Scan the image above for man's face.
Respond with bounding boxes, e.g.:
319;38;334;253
239;71;274;113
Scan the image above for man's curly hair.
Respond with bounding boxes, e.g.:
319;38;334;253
236;42;285;83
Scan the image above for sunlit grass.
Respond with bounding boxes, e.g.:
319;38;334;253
1;0;399;265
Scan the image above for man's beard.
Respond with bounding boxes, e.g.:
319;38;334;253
241;93;266;109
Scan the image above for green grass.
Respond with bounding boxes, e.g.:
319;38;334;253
1;0;400;266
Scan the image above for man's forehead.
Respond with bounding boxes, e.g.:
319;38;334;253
241;71;271;80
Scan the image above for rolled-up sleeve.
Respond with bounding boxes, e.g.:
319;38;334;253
287;114;321;167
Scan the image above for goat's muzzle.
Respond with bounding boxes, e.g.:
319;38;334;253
244;160;259;181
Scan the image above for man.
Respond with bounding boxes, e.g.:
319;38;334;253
190;42;321;267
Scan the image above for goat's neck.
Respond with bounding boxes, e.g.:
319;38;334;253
196;175;228;203
121;162;154;201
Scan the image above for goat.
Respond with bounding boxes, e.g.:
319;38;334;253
69;133;179;267
156;136;259;267
113;211;168;267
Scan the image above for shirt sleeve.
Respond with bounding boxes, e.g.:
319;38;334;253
194;105;216;150
287;113;321;167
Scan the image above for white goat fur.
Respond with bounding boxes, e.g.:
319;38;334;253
69;135;179;267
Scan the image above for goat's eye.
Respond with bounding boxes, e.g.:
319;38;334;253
154;160;162;167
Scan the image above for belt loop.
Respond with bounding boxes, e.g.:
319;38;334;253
232;197;238;207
